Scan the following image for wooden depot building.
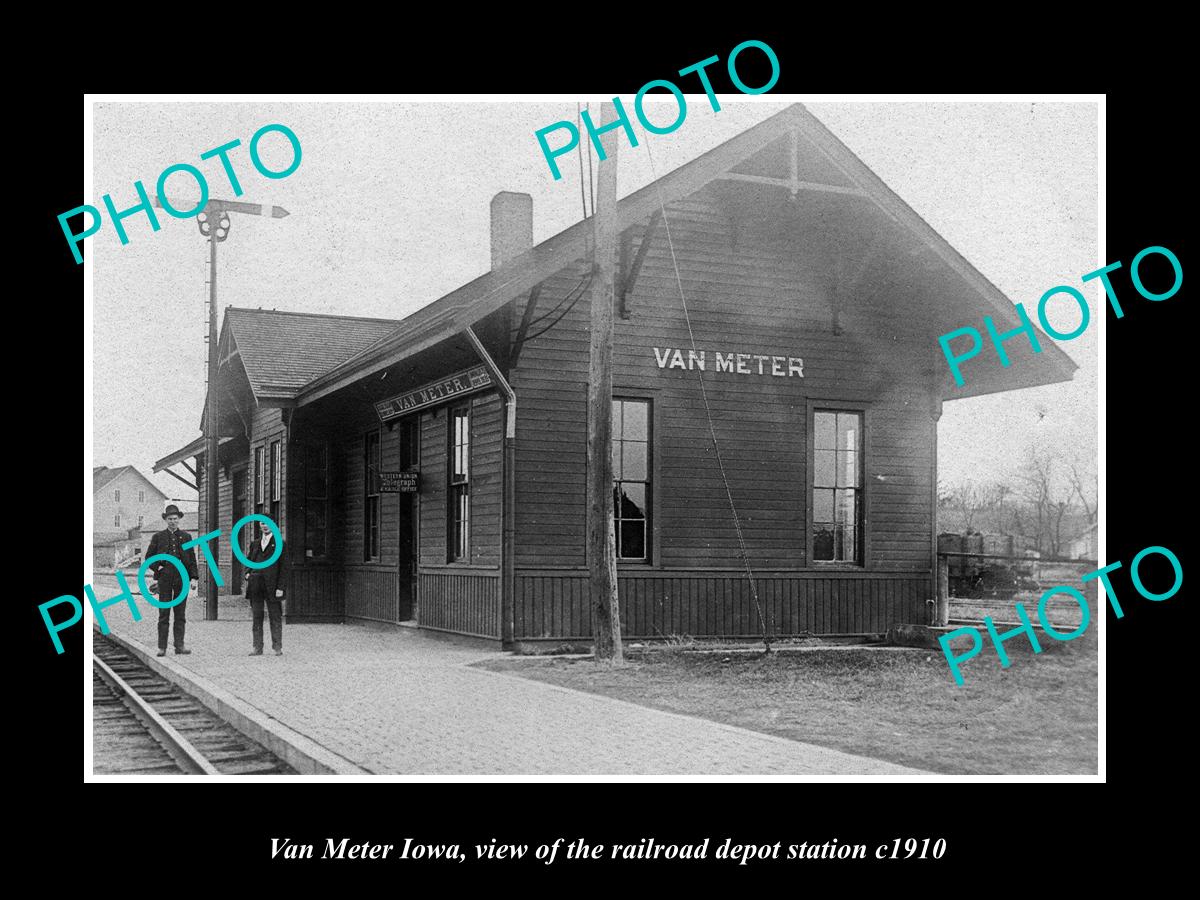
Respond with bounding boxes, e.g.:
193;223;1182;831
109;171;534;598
154;104;1076;647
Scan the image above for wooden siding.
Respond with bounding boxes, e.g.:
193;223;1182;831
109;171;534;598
514;570;932;640
470;395;503;566
197;409;285;597
418;408;447;566
511;192;936;577
419;569;500;638
418;392;503;568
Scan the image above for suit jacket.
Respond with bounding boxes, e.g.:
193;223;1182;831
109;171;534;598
245;535;287;600
146;527;200;583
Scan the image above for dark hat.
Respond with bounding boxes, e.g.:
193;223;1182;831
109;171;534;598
162;504;184;520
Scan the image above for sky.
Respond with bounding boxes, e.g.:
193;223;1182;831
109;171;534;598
89;98;1098;511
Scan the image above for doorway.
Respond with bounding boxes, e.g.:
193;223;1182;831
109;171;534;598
231;468;247;592
397;418;419;621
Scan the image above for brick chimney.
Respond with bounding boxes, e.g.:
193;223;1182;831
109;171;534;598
490;191;533;269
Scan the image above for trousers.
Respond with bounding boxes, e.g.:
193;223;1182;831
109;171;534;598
157;578;187;651
251;598;283;652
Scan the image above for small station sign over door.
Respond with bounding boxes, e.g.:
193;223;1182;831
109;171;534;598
379;471;419;493
375;366;493;423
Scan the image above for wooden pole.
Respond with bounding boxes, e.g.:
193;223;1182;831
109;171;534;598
586;102;623;662
931;394;945;626
205;233;219;621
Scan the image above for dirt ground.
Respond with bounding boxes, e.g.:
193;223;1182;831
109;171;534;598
475;629;1098;775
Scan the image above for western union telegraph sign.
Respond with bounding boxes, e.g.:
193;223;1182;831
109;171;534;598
375;366;493;422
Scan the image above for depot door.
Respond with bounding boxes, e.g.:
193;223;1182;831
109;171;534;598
397;419;419;621
231;468;247;590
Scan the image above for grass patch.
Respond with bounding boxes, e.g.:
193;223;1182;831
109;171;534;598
476;630;1096;775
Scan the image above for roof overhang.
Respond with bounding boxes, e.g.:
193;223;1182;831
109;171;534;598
153;436;236;472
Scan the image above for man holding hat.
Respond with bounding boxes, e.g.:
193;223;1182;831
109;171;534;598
245;518;286;656
145;504;199;657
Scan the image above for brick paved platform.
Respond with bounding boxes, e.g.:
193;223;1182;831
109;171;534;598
93;576;930;776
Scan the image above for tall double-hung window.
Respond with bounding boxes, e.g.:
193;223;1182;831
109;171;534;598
612;398;651;562
364;430;381;561
448;405;470;562
812;409;863;564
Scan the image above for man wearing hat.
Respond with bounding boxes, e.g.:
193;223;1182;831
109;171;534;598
144;504;199;657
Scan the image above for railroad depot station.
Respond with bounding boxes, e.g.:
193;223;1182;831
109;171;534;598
154;104;1075;648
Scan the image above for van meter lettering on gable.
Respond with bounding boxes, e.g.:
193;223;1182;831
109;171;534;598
378;471;419;493
653;347;804;377
375;366;493;422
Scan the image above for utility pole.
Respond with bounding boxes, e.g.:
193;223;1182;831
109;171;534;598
586;102;623;663
155;197;289;621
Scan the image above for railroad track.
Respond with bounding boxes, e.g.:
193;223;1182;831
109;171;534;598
92;632;297;775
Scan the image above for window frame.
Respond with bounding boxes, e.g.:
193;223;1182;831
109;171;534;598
363;429;381;562
114;489;120;502
447;403;471;563
612;396;653;564
806;400;868;568
269;439;282;527
138;489;145;503
252;445;265;542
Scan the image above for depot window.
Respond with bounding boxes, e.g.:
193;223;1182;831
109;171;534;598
364;430;381;561
270;440;281;526
254;446;265;540
811;409;863;565
612;398;651;562
448;405;470;562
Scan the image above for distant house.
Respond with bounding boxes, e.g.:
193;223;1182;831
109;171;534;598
93;466;168;541
1068;522;1098;562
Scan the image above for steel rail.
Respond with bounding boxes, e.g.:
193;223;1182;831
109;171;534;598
92;655;221;775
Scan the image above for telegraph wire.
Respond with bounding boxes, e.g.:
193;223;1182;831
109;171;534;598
642;140;771;651
509;103;597;349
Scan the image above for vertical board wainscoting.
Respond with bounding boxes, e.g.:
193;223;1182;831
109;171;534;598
418;570;501;639
514;570;933;641
345;568;400;623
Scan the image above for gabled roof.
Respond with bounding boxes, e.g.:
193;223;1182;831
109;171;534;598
223;308;402;401
93;466;124;493
92;465;167;500
296;102;1077;406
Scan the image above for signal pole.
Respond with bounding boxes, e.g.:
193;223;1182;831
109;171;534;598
155;197;289;620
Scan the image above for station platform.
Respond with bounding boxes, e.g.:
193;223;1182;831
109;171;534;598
93;575;928;776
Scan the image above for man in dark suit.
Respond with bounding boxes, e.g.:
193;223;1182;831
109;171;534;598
246;519;287;656
145;504;199;657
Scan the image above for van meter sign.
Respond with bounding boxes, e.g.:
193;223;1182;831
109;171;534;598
653;347;804;377
375;366;493;422
379;471;419;493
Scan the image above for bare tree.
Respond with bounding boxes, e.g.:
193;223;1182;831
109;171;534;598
945;481;993;534
1068;461;1096;524
1015;446;1055;555
1051;499;1070;557
1012;446;1085;556
994;484;1012;534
